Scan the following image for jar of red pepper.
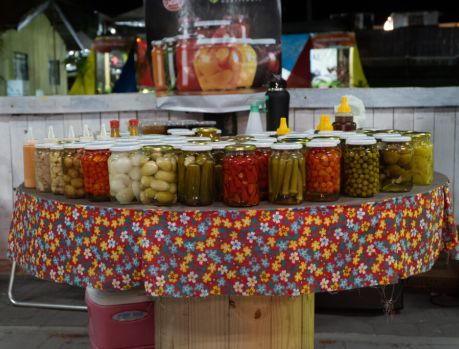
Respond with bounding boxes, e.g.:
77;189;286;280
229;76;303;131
223;144;259;207
305;139;341;202
247;142;272;201
82;143;112;201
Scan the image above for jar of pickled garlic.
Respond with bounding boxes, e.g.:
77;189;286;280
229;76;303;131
223;144;259;207
410;132;433;185
234;39;257;88
178;145;215;206
151;40;167;91
380;136;414;192
108;144;143;204
49;144;65;195
343;138;379;198
81;143;112;201
63;143;86;198
248;142;273;201
176;34;201;92
163;37;177;91
269;143;305;204
193;38;242;91
140;145;177;206
35;143;52;192
194;127;220;141
252;38;279;88
305;140;341;202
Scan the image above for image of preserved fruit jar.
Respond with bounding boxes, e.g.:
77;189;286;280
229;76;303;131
269;143;305;205
410;132;433;185
248;142;273;201
81;143;112;201
234;39;257;88
223;144;259;207
49;144;65;195
62;143;86;198
305;140;341;202
343;138;379;198
224;15;250;39
35;143;52;192
140;144;177;206
108;144;143;204
151;40;167;91
194;20;232;38
193;38;242;91
178;145;215;206
252;39;280;88
176;34;200;92
380;136;414;192
163;37;177;91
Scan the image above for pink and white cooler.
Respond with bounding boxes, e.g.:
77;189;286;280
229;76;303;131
85;287;155;349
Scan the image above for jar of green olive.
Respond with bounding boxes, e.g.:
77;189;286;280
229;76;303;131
178;145;215;206
410;132;433;185
343;138;379;197
140;144;177;205
380;136;413;192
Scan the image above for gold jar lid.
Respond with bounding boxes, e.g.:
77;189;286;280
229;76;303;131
142;144;174;152
224;144;257;152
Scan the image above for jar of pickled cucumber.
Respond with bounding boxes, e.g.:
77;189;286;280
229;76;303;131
305;140;341;202
49;144;64;195
178;145;215;206
248;142;273;201
140;145;177;206
62;143;86;198
380;136;413;192
343;138;379;198
269;143;305;204
223;144;259;207
211;142;232;201
82;143;112;201
194;127;220;141
108;144;142;204
35;143;52;192
410;132;433;185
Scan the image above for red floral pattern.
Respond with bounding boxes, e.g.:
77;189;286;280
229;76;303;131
8;184;458;297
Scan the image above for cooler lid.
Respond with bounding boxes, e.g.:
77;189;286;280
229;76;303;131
86;287;154;305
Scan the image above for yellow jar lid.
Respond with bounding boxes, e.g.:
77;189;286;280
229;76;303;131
224;144;256;152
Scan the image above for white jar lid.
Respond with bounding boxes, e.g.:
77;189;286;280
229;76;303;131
167;129;195;136
63;142;86;149
318;130;344;136
185;137;211;142
110;144;141;152
373;132;401;140
49;144;64;150
252;137;276;143
181;144;212;152
141;134;165;139
271;143;303;150
246;142;275;149
382;136;412;143
162;136;186;142
84;143;113;150
306;140;339;148
35;143;54;149
346;138;377;145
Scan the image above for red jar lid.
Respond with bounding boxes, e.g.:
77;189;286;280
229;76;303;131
110;120;120;128
129;119;139;126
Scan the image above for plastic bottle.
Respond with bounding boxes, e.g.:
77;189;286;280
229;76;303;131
245;100;265;134
276;117;290;136
316;115;334;131
97;124;110;140
23;127;37;188
64;125;78;142
80;124;95;142
43;125;58;143
266;75;290;132
333;96;356;131
128;119;140;136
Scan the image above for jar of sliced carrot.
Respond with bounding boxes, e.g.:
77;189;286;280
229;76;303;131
223;144;259;207
81;143;112;201
305;139;341;202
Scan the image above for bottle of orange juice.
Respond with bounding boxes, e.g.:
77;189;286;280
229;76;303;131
23;127;37;188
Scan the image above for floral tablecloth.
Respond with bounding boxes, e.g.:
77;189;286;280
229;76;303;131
8;174;459;297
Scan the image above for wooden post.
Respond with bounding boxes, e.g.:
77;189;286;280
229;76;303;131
155;295;315;349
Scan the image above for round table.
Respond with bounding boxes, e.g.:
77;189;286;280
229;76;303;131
8;173;459;349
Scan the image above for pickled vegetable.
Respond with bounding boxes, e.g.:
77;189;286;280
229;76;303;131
63;144;85;198
343;139;379;197
35;145;52;192
81;146;111;201
49;146;64;195
251;144;272;201
140;145;177;205
178;145;215;206
305;140;341;201
211;144;227;201
380;136;413;192
223;144;259;207
269;144;304;204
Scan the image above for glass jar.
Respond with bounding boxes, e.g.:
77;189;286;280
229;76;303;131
373;133;401;149
252;38;280;88
62;143;86;198
211;142;232;201
176;34;201;92
380;136;414;192
194;38;241;91
142;120;169;135
23;139;37;189
343;138;379;198
140;145;177;205
163;37;177;91
305;140;341;202
333;115;356;131
247;142;273;201
223;144;259;207
178;145;215;206
151;40;167;91
168;128;195;136
82;144;112;201
269;143;305;204
49;144;65;195
410;132;433;185
35;143;52;192
108;144;142;204
195;127;220;141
